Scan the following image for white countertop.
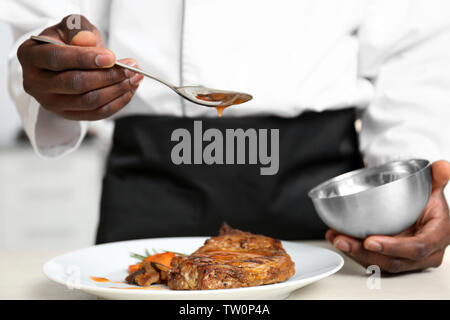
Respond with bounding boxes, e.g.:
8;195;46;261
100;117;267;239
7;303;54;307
1;241;449;300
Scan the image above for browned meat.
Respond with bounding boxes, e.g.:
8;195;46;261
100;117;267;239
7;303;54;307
126;261;163;286
167;223;295;290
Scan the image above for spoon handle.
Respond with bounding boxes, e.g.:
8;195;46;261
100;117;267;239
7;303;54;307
30;35;177;90
114;61;175;90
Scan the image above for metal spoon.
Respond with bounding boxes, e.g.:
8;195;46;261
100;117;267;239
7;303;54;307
30;35;253;112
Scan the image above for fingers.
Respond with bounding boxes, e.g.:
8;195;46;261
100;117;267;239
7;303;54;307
36;67;128;94
363;235;437;260
20;14;113;71
29;42;115;70
17;14;141;121
364;218;450;260
326;231;446;273
27;58;143;121
325;229;338;243
333;234;408;271
61;90;135;121
33;15;99;47
70;30;98;47
40;77;141;112
24;58;139;95
431;160;450;191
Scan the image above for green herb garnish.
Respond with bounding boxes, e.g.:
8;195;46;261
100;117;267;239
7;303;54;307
130;248;188;261
130;252;148;261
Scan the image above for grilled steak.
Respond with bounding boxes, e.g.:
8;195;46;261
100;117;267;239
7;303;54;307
167;224;295;290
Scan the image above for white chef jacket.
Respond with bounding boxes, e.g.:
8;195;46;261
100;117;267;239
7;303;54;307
2;0;450;166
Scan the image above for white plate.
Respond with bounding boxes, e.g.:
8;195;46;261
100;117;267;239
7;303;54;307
43;237;343;300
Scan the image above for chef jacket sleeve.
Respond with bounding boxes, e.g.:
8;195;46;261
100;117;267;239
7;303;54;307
358;0;450;168
1;0;109;157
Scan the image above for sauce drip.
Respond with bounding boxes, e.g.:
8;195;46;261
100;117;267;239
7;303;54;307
90;275;165;289
90;276;110;283
195;92;251;117
109;286;165;290
89;276;123;284
216;106;226;117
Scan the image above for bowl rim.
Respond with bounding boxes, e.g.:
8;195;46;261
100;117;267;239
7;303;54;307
308;158;431;200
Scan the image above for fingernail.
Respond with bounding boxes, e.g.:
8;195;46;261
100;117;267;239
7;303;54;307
124;62;138;78
124;69;134;78
334;239;350;252
326;230;337;242
365;241;382;252
95;54;115;67
130;74;143;86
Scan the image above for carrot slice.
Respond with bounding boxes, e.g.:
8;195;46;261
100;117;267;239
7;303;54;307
144;252;175;268
128;263;142;274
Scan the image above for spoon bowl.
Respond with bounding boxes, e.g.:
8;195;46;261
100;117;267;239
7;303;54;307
176;86;253;108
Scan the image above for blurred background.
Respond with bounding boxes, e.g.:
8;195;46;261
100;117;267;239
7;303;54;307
0;21;448;252
0;22;109;252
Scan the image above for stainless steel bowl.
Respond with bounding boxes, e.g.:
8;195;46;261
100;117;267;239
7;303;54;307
308;159;432;238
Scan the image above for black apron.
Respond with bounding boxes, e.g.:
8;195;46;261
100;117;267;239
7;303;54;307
96;108;363;244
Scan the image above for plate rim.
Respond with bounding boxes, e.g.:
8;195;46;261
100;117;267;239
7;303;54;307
42;237;344;296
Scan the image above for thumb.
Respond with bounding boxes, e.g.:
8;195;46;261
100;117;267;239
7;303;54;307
431;160;450;191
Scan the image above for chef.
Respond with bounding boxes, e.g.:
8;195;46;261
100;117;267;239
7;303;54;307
3;0;450;273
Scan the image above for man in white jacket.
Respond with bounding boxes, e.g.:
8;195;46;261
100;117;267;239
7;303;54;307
2;0;450;273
